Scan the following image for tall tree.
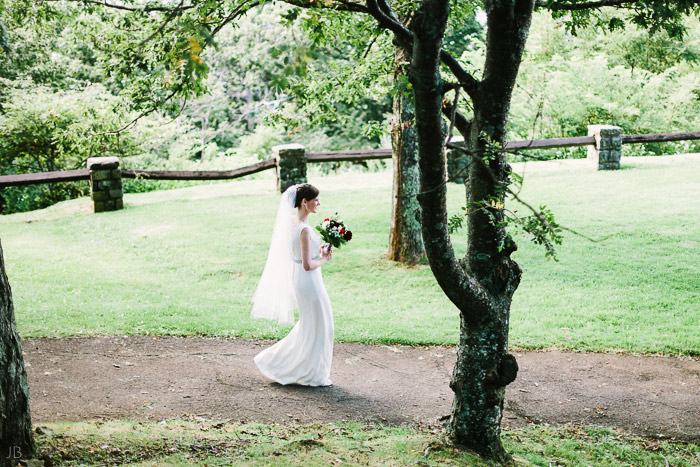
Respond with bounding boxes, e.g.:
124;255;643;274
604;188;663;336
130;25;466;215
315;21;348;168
20;0;700;463
387;12;483;265
370;0;699;460
0;241;34;466
387;43;424;264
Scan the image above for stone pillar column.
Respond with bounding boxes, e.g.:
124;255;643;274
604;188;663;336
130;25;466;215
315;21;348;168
87;156;123;213
274;144;307;193
588;125;623;170
446;146;469;184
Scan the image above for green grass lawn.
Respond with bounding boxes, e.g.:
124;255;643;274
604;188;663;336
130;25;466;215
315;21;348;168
2;154;699;355
33;419;700;466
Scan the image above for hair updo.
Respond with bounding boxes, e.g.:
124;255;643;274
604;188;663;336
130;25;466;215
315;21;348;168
295;183;320;208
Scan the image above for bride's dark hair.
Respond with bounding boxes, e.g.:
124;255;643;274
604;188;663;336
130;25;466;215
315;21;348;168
295;183;320;208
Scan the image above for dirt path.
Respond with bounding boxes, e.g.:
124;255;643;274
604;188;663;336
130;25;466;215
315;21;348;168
24;336;700;441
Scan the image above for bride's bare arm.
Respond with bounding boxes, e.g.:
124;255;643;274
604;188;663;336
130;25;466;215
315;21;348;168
300;228;331;271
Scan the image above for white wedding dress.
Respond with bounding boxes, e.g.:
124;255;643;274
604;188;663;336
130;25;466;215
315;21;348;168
254;222;334;386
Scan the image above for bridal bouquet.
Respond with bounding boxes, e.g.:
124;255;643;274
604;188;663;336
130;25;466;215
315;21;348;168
316;214;353;249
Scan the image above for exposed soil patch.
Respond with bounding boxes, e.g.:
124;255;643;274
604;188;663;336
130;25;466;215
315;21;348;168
24;336;700;441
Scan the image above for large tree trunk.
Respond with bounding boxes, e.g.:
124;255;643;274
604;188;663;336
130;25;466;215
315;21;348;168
448;1;533;462
408;0;533;463
0;241;35;466
387;45;425;265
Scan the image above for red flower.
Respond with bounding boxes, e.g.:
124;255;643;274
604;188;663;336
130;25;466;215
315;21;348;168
324;218;329;222
340;228;345;234
343;230;353;241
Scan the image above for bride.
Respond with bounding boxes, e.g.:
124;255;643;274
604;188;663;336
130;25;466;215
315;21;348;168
250;183;334;386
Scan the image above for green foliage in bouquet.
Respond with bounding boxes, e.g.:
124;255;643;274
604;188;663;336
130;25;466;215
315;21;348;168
316;213;353;249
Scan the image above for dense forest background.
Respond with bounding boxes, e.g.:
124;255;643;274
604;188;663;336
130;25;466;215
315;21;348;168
1;4;699;214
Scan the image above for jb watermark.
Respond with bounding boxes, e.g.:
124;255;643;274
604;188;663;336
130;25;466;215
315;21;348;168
5;446;22;459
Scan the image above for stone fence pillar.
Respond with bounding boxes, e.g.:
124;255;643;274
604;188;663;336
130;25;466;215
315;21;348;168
87;156;123;213
446;145;469;184
274;144;307;193
588;125;622;170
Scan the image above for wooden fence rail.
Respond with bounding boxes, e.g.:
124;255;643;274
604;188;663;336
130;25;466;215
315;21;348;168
121;158;276;181
0;169;90;187
1;129;698;189
450;130;700;151
621;131;700;145
306;149;393;162
505;136;595;150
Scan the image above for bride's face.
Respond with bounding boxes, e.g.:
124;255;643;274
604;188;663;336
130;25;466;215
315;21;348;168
304;196;320;214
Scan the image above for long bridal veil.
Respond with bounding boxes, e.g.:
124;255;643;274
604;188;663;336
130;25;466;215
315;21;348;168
250;185;298;325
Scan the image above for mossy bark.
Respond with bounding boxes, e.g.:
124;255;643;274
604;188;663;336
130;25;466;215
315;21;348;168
0;241;35;466
388;45;425;265
408;0;533;463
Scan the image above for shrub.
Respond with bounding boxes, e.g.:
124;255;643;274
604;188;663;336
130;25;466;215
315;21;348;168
0;84;133;213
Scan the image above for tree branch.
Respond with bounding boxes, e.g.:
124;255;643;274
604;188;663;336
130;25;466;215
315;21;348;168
362;30;382;58
364;0;413;47
281;0;368;13
535;0;637;11
441;101;471;139
367;0;480;100
207;0;263;41
440;51;479;98
373;0;480;99
277;0;480;99
448;143;612;244
137;0;185;49
376;0;401;24
97;88;180;136
40;0;197;13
